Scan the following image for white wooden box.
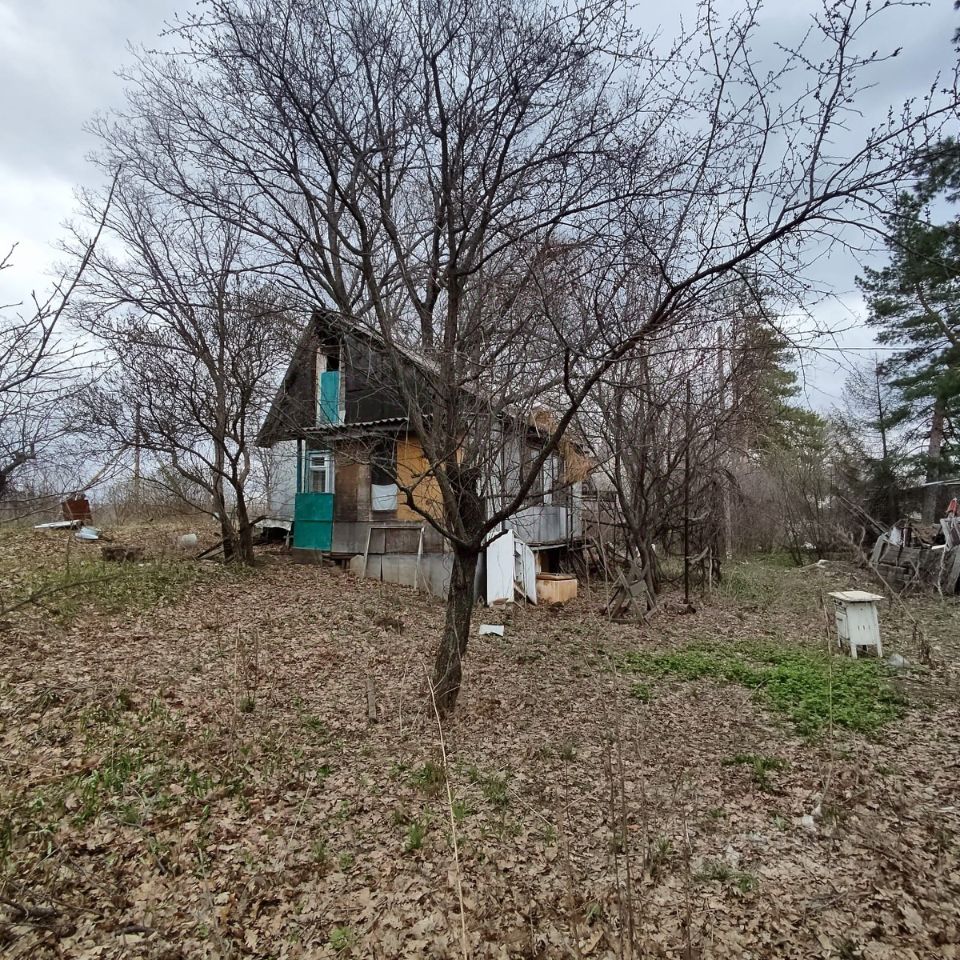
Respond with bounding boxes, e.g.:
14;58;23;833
828;591;884;659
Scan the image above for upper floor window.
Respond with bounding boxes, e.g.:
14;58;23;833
316;344;345;424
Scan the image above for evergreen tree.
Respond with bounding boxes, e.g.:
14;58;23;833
736;320;822;450
858;140;960;520
837;363;910;527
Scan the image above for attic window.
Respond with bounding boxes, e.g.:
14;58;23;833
320;339;340;371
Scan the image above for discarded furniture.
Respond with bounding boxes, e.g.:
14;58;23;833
486;529;541;606
942;516;960;548
514;538;538;604
941;546;960;596
605;559;656;622
536;573;578;605
62;496;92;522
486;529;515;605
828;591;884;659
871;531;960;594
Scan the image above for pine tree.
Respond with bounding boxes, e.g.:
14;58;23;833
858;139;960;520
735;320;822;450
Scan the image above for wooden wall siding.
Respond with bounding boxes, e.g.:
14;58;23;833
258;329;320;444
396;436;444;522
332;459;361;522
340;333;408;424
383;527;423;553
328;440;372;523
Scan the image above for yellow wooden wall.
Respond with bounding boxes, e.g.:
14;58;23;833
392;431;591;523
395;436;445;521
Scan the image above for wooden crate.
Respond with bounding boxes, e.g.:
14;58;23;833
536;573;578;605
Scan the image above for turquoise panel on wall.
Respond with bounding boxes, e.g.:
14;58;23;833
293;492;333;550
318;371;340;424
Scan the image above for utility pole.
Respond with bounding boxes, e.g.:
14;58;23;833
717;326;732;559
133;401;142;512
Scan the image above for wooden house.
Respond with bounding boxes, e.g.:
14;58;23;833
257;312;591;597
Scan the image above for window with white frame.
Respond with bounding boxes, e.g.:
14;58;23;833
306;450;335;494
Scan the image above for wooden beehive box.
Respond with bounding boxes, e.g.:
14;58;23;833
536;573;578;605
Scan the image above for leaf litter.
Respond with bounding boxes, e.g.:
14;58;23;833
0;528;958;958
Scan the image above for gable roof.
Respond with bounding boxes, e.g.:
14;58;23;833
257;309;590;456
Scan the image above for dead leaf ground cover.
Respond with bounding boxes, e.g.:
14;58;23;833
1;524;958;959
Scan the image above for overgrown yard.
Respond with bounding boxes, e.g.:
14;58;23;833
1;526;959;959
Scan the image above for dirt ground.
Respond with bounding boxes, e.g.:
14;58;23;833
1;521;959;959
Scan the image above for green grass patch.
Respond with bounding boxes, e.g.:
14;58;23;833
623;642;904;736
409;761;445;797
328;925;357;952
404;817;428;852
694;859;759;894
465;766;511;808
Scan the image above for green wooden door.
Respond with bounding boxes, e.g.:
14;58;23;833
293;492;334;551
318;371;340;424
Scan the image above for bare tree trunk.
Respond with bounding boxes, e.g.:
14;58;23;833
432;460;485;716
924;399;945;522
432;545;480;716
235;492;255;565
211;480;236;561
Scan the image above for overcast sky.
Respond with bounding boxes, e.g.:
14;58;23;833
0;0;957;410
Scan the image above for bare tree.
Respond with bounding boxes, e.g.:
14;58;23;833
72;182;294;563
0;179;117;507
835;361;910;527
580;293;804;598
90;0;956;713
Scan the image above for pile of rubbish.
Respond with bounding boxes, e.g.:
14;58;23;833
870;511;960;594
34;519;101;542
33;495;100;541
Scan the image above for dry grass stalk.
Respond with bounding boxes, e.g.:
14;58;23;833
427;673;470;960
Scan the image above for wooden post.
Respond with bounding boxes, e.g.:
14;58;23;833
132;401;142;511
361;525;373;578
415;525;425;592
717;327;732;560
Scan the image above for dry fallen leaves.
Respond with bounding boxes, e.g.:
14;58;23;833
0;524;958;958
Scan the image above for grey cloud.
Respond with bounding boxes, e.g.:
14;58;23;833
0;0;956;409
0;0;181;182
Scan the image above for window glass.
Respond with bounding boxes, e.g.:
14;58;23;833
370;438;396;485
307;451;334;493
